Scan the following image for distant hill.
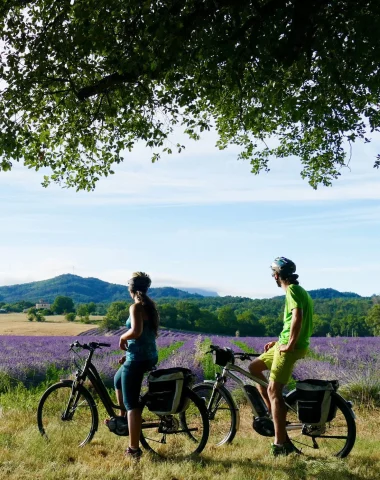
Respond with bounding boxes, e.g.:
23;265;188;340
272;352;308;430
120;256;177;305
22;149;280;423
0;274;207;304
307;288;361;299
181;287;219;297
272;287;362;301
0;274;363;304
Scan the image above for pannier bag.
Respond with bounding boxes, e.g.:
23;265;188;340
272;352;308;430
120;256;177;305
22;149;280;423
296;379;339;425
146;367;195;415
212;348;234;367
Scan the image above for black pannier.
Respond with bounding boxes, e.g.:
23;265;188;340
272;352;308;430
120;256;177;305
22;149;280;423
146;367;195;415
212;348;234;367
296;379;339;425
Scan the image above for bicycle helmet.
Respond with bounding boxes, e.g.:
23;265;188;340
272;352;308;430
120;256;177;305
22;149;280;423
271;257;296;277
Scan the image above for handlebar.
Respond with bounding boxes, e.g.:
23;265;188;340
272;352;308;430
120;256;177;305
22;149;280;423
208;344;261;360
69;341;111;351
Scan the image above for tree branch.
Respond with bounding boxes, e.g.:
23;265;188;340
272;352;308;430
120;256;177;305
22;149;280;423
76;72;142;101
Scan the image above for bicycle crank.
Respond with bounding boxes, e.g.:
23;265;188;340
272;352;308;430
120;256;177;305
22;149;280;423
252;416;275;437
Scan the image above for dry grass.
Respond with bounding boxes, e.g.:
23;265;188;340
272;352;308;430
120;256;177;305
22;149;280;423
0;313;101;336
0;388;379;480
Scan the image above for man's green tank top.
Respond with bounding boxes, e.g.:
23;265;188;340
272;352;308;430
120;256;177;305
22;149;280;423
278;284;313;349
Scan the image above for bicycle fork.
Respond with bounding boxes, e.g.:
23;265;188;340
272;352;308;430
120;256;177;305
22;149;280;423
62;383;82;421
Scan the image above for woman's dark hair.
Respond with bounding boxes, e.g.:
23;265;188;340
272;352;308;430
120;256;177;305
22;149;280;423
128;272;159;336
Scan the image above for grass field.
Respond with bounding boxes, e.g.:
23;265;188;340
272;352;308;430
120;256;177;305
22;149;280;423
0;313;101;336
0;385;379;480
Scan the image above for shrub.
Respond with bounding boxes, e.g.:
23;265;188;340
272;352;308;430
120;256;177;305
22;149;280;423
65;312;76;322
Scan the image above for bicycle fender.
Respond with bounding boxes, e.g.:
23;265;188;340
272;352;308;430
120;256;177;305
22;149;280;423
333;392;356;420
59;379;74;385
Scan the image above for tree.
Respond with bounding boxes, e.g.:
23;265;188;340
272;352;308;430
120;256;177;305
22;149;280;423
101;301;129;330
1;1;380;190
51;296;75;315
237;310;266;336
158;304;178;328
259;315;283;337
176;302;201;330
312;314;331;337
27;307;45;322
195;309;219;332
65;312;77;322
76;304;89;319
366;305;380;335
217;306;237;334
87;302;97;314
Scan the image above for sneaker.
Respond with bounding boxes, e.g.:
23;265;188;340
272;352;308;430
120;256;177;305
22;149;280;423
270;441;298;457
125;447;143;461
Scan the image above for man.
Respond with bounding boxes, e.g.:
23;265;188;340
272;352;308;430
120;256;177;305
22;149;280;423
249;257;313;456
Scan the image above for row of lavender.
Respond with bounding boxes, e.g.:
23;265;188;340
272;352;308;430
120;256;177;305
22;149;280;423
0;334;379;395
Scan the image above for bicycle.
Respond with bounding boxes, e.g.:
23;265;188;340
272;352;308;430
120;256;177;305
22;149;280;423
193;344;356;458
37;341;209;459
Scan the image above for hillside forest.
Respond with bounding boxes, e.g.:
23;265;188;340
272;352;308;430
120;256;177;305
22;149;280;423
2;295;380;338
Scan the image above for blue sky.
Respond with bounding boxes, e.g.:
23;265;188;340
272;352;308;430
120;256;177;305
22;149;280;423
0;129;379;298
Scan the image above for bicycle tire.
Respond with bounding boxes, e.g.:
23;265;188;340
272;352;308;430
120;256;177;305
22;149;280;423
285;390;356;458
193;382;238;446
37;381;99;447
139;387;209;459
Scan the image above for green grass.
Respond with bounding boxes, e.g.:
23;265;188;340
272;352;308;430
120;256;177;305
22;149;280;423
231;340;257;353
157;341;184;363
0;385;379;479
196;338;220;380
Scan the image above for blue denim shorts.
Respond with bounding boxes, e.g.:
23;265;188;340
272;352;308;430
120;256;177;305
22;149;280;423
114;357;157;410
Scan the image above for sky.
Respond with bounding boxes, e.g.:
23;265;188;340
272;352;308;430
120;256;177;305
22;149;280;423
0;128;379;299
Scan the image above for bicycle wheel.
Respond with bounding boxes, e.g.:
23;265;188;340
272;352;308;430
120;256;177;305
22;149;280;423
37;381;99;447
285;391;356;458
139;387;209;459
193;382;238;446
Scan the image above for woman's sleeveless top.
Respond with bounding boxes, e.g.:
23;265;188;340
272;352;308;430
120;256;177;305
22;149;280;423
125;316;158;362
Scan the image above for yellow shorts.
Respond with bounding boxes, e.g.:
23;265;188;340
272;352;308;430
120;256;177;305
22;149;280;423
259;343;307;385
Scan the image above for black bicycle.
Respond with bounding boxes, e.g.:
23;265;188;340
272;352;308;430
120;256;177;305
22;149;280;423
193;345;356;458
37;341;209;459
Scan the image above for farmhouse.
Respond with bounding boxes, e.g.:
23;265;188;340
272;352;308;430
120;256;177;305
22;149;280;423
36;299;51;310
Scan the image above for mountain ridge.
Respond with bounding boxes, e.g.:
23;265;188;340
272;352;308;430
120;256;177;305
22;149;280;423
0;274;363;304
0;274;211;303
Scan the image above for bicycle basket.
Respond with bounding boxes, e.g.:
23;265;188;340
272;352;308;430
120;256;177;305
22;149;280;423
212;348;234;367
146;367;195;415
296;379;338;425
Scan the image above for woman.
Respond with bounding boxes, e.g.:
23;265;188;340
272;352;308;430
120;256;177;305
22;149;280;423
114;272;159;460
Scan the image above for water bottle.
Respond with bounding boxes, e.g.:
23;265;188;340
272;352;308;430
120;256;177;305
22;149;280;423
244;384;268;417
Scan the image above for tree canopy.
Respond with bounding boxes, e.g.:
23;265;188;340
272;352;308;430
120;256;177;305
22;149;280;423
1;0;380;189
51;295;75;314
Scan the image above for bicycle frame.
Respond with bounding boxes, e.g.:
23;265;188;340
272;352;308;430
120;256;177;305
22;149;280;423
69;347;162;432
71;347;120;417
208;361;298;422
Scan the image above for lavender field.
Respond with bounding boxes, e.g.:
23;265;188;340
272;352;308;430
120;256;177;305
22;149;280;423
0;332;379;404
